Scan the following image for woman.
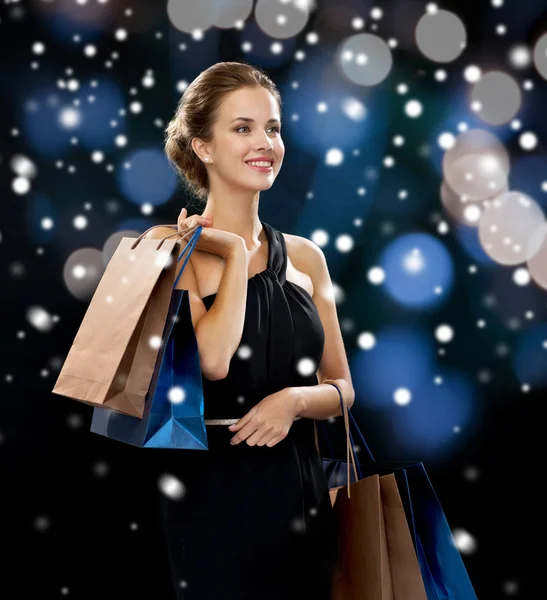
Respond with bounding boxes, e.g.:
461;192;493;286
148;61;355;600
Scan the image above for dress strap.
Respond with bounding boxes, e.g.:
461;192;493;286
261;220;287;286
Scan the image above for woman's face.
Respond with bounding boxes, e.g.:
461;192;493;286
206;86;284;193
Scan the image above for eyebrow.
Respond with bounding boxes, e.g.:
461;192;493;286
230;117;281;124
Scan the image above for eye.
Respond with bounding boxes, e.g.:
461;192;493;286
235;125;281;134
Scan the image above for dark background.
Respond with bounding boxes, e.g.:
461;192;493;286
1;0;546;597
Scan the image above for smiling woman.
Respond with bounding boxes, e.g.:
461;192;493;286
164;62;284;203
154;62;338;600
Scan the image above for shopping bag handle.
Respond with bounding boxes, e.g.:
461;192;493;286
172;225;202;290
312;381;358;498
129;223;204;290
317;383;375;464
313;381;376;496
130;222;201;252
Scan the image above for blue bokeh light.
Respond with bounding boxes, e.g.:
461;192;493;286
76;77;126;150
390;368;477;458
380;233;454;308
452;221;496;266
351;324;436;410
36;4;106;43
21;76;126;158
280;58;380;157
510;155;547;211
116;218;154;237
117;147;179;206
513;322;547;389
22;87;73;158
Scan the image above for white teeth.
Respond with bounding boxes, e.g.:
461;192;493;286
247;161;272;167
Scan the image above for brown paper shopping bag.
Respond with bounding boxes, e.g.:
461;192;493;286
315;380;427;600
52;224;197;418
330;474;394;599
380;474;429;599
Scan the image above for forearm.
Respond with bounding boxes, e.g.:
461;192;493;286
195;243;248;378
291;378;355;420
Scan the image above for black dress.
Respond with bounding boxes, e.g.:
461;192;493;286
157;220;337;600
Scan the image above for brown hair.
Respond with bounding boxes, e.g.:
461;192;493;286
164;61;282;203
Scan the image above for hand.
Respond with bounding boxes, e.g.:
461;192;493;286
177;207;244;259
228;388;301;448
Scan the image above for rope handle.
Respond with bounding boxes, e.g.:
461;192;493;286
130;222;201;252
128;223;204;290
313;380;376;499
313;380;358;499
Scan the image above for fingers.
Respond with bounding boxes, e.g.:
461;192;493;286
232;423;283;447
257;429;280;446
228;419;244;431
178;208;212;232
228;407;255;431
265;434;284;448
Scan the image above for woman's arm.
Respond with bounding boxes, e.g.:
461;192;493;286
194;243;248;380
144;227;248;381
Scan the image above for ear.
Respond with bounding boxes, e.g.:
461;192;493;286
191;137;212;164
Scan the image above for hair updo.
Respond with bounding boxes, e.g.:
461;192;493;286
164;61;282;203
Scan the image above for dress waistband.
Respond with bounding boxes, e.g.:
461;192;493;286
205;416;302;426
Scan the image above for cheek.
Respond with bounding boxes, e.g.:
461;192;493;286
218;136;248;159
275;141;285;163
232;139;254;160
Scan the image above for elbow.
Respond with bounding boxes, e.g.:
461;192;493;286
195;329;230;381
345;380;356;409
346;386;356;409
208;366;229;381
344;387;356;410
200;356;229;382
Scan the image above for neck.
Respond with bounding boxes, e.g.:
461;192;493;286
201;184;264;252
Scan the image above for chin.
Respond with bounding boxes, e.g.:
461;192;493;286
236;176;276;193
255;182;275;193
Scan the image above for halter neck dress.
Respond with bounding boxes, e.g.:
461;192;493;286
157;220;337;599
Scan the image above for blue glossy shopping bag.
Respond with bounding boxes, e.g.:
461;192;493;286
318;383;478;600
90;225;210;450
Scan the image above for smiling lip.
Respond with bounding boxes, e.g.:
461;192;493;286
245;161;273;172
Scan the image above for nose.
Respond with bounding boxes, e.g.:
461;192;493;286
255;129;274;152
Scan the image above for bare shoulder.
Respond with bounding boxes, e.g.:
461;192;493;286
282;231;353;401
282;232;326;278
